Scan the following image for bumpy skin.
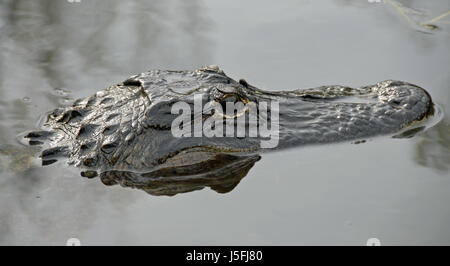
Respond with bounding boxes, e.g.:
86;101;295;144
25;66;434;195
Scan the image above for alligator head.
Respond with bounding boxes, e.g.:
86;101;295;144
25;65;435;196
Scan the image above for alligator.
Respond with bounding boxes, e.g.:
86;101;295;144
24;65;435;196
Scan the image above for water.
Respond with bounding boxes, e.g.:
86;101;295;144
0;0;449;245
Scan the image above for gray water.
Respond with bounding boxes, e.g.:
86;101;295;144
0;0;449;245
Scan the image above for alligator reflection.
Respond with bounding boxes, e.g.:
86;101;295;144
88;152;260;196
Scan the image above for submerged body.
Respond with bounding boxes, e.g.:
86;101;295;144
25;66;434;195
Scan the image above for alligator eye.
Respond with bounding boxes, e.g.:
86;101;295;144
223;94;251;105
214;93;250;119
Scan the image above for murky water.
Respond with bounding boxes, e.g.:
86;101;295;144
0;0;449;245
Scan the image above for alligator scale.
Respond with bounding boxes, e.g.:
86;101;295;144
25;66;434;196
